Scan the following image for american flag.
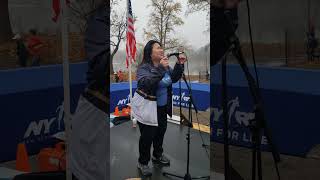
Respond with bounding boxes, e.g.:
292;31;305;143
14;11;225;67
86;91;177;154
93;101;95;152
126;0;136;68
51;0;70;22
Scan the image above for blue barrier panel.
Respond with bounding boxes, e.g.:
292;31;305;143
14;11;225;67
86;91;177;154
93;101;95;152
211;64;320;157
0;63;87;162
172;82;209;111
110;81;209;112
110;82;137;111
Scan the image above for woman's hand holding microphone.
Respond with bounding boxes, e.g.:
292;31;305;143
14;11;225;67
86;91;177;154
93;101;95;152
177;54;187;64
159;53;187;70
160;56;169;69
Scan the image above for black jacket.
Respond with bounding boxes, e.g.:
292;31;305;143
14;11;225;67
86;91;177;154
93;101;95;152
136;63;184;117
85;4;109;94
83;4;109;113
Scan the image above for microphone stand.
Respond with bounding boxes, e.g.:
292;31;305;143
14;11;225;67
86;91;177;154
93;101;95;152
179;75;188;125
216;11;281;180
163;62;209;180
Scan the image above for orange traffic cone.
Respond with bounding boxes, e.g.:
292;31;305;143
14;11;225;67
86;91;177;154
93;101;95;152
114;106;119;116
122;108;127;116
16;143;31;172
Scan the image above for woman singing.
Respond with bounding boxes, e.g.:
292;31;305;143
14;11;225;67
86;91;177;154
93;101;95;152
132;40;187;176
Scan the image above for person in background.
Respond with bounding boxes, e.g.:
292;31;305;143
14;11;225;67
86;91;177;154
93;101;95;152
114;72;119;82
117;69;124;82
27;29;44;66
307;31;318;62
12;34;28;67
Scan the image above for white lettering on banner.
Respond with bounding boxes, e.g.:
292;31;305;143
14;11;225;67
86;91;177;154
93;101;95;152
24;119;45;138
235;111;254;126
212;97;255;126
217;128;223;137
172;94;179;101
243;133;251;142
212;108;255;126
172;92;191;104
231;131;239;140
212;108;223;122
214;128;268;145
228;97;240;124
23;102;65;141
24;118;56;139
212;97;269;145
117;95;130;106
44;118;55;134
56;102;64;130
261;136;268;145
172;92;196;110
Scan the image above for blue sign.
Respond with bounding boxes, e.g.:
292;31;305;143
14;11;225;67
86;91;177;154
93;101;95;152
110;82;137;112
211;64;320;157
172;83;210;111
0;63;87;162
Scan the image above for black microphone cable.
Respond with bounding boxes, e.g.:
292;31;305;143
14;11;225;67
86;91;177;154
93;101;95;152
245;0;281;179
245;0;260;88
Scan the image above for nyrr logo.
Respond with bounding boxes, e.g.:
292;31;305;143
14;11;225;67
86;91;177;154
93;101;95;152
23;102;65;143
172;92;191;107
117;95;130;106
24;118;56;139
212;97;255;126
172;92;190;102
212;97;268;145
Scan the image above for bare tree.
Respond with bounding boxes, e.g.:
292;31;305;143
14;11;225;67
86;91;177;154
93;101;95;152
0;0;13;43
186;0;210;15
110;0;127;74
144;0;184;50
68;0;105;33
186;0;210;31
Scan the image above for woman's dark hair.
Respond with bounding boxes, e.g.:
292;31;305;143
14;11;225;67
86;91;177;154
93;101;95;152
140;40;162;65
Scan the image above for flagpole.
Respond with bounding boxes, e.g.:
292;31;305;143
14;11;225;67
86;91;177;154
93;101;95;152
60;0;72;179
129;56;134;126
126;0;135;127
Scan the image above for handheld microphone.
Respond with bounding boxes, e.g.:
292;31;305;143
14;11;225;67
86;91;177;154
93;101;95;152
166;51;184;58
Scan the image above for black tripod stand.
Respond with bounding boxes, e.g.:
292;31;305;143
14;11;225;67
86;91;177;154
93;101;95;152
163;72;209;180
218;12;281;180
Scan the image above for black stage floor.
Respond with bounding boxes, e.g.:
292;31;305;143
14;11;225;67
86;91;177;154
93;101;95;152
110;121;210;180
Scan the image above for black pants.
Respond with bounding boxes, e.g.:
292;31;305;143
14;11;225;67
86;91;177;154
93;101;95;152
138;105;167;165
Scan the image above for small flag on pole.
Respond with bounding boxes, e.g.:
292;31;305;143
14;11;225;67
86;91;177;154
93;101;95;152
126;0;137;68
52;0;70;22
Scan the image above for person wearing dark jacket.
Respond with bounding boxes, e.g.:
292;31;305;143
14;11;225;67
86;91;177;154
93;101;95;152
133;40;186;176
70;3;109;180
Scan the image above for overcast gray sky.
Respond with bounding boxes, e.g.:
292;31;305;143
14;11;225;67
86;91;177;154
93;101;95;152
114;0;209;51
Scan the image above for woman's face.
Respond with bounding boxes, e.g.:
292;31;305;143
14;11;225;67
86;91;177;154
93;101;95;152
151;43;164;62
